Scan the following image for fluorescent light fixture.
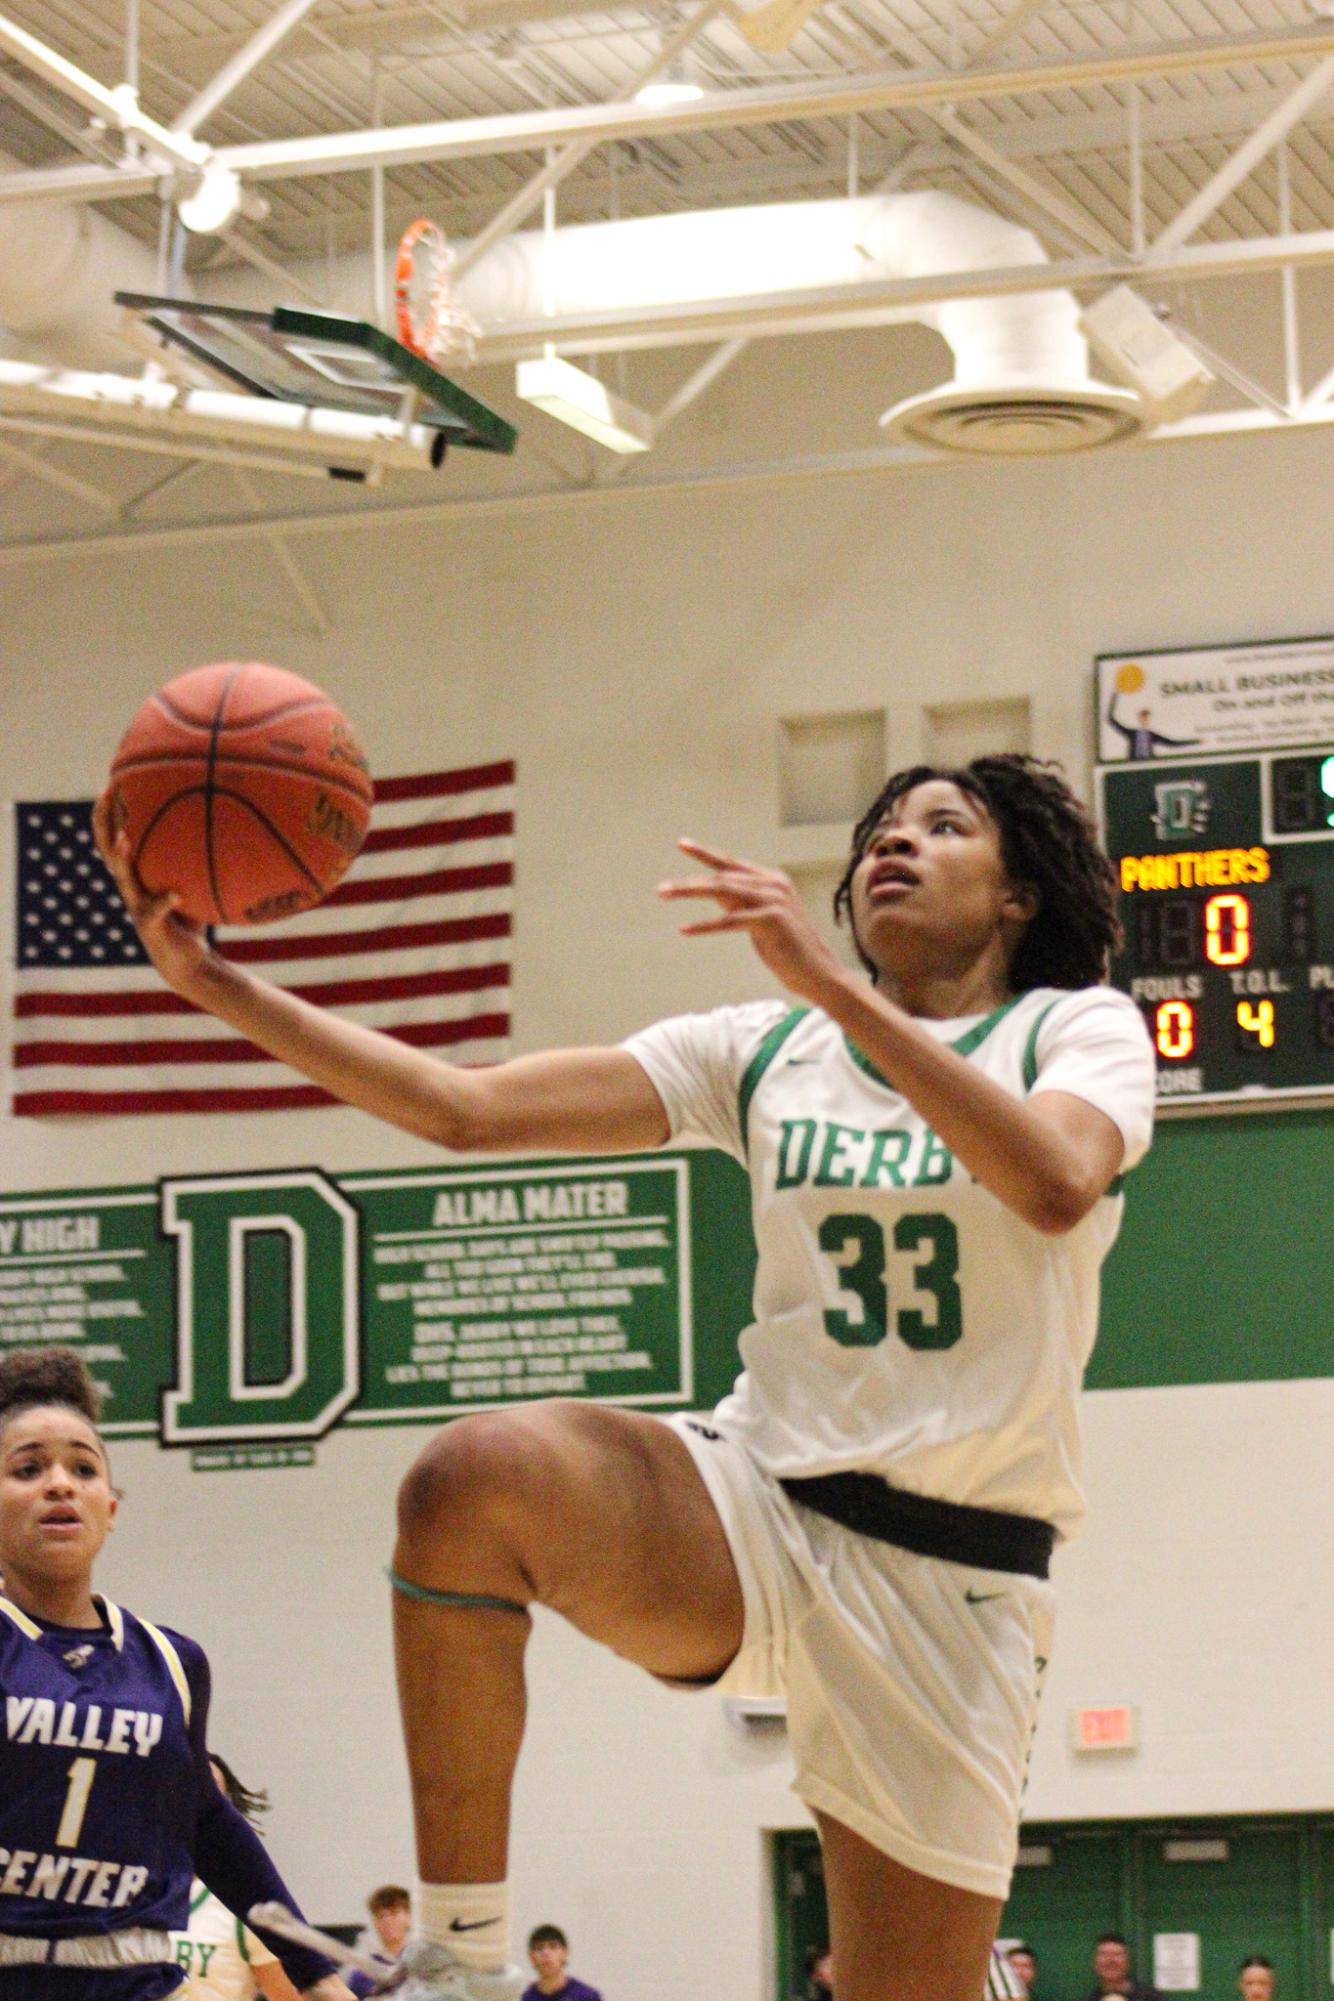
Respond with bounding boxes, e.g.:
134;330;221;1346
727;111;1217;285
635;63;705;108
515;354;654;453
177;163;243;234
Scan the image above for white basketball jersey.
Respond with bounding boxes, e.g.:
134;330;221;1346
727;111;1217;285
625;985;1154;1540
169;1879;276;2001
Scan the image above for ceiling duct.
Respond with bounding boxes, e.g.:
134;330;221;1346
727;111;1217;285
1;186;1148;454
0;184;163;369
218;189;1148;455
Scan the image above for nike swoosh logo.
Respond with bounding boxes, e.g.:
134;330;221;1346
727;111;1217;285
965;1589;1005;1605
783;1057;818;1066
449;1919;500;1933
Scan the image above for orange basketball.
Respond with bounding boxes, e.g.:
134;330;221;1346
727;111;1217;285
109;662;374;926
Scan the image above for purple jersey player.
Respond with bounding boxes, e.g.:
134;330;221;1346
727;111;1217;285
0;1345;354;2001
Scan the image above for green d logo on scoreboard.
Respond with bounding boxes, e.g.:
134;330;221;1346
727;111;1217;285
1151;780;1211;840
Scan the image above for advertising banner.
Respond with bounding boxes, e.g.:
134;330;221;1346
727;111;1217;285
1096;636;1334;761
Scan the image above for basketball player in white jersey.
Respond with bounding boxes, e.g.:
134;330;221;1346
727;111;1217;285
97;755;1155;2001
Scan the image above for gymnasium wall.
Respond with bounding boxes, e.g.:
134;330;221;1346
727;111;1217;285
3;387;1333;2001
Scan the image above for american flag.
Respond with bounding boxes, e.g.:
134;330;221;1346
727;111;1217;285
8;762;513;1116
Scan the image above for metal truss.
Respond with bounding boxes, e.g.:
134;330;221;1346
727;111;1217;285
3;20;1334;206
3;0;1334;570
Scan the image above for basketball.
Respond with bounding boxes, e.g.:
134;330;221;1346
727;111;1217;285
108;662;374;926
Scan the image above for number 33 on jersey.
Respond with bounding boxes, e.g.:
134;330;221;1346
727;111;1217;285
624;986;1155;1542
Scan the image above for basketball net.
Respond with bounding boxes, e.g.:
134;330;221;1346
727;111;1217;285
394;218;481;367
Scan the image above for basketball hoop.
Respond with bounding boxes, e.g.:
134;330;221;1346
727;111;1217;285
394;218;480;366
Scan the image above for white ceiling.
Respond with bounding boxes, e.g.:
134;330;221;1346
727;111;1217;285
6;0;1334;254
1;0;1333;572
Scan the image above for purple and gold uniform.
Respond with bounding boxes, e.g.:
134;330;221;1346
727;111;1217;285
0;1592;334;2001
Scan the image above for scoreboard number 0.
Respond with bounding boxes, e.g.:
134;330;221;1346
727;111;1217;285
1204;893;1249;966
1155;1001;1195;1060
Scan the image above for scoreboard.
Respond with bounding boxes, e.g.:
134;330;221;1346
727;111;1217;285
1096;746;1334;1110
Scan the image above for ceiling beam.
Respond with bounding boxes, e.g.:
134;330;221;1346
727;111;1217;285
204;85;1334;266
6;22;1334;206
0;10;206;173
0;435;119;511
1150;52;1334;257
172;0;326;140
964;0;1054;70
454;0;729;277
929;106;1119;255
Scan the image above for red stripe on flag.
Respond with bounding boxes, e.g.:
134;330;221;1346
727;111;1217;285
324;861;511;907
13;1062;500;1116
15;1012;510;1070
13;1084;342;1115
373;762;514;803
15;962;512;1018
363;811;513;854
221;913;510;963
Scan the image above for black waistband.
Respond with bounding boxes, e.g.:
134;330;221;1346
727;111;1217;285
779;1471;1055;1578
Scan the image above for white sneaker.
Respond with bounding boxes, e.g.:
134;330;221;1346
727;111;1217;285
245;1903;523;2001
388;1938;525;2001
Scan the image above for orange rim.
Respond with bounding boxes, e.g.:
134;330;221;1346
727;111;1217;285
394;216;448;358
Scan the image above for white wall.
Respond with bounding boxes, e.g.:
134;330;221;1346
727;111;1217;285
4;397;1334;2001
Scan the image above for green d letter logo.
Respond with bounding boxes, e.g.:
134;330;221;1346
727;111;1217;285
161;1171;360;1443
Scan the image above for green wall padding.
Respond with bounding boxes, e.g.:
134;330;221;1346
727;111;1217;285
1093;1109;1334;1388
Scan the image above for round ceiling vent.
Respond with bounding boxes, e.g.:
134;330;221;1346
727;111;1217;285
880;380;1147;456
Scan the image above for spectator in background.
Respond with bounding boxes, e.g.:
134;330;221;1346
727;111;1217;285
1006;1944;1038;1998
987;1948;1024;1999
1238;1959;1275;2001
1085;1935;1162;2001
522;1924;602;2001
805;1943;834;1998
347;1884;412;1999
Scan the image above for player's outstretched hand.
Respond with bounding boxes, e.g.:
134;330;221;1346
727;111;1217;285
659;837;848;1004
92;789;213;995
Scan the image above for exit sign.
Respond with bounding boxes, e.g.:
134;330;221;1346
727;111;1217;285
1072;1705;1138;1752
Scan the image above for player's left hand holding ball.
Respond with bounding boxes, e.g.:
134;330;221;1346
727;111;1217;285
93;789;214;997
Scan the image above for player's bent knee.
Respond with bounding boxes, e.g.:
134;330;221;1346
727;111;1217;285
396;1408;555;1548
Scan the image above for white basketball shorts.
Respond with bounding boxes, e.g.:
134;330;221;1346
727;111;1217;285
669;1414;1055;1901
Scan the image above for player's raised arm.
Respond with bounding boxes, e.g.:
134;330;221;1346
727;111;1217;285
93;792;668;1157
659;779;1147;1235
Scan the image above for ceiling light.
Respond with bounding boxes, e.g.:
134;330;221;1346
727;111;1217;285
177;164;243;234
516;354;654;453
635;62;705;108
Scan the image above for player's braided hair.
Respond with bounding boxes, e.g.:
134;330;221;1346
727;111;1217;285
833;754;1120;992
0;1344;102;1434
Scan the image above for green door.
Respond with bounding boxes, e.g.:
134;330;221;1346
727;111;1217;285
1001;1826;1130;2001
1300;1822;1334;2001
776;1816;1333;2001
1139;1824;1305;2001
774;1829;828;2001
